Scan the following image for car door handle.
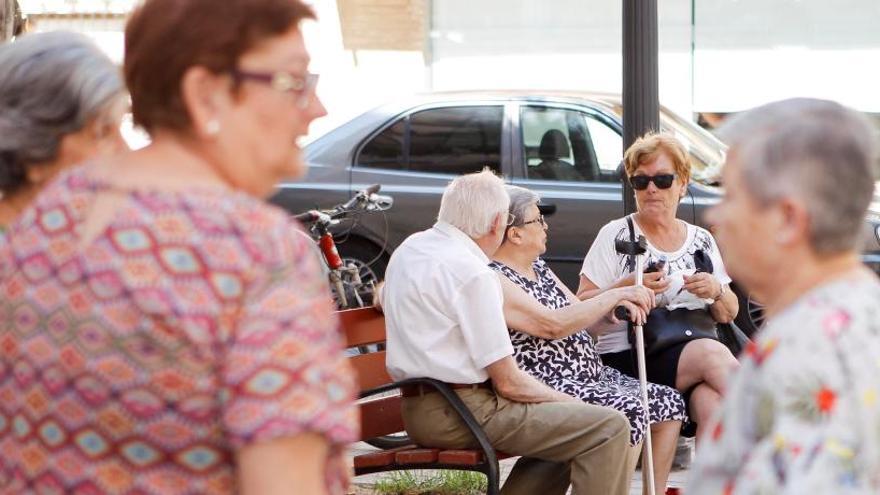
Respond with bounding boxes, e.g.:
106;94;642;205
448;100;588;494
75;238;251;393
538;202;557;216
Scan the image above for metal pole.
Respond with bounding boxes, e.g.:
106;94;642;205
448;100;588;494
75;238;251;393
623;2;660;492
1;0;16;41
622;0;660;217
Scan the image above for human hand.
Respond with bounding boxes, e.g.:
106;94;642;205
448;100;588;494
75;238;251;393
620;285;655;310
682;272;720;300
610;299;649;326
372;281;385;313
638;270;670;294
608;285;654;317
623;270;669;294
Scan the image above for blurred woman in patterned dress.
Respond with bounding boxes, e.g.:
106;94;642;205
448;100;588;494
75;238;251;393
0;1;357;494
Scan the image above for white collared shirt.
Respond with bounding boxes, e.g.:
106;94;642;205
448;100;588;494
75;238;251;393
384;221;513;383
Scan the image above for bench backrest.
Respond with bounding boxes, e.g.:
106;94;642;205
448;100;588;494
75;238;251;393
338;307;405;441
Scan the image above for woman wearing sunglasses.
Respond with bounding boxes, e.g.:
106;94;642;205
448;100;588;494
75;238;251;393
578;133;740;441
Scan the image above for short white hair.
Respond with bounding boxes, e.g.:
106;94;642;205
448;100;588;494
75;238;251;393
718;98;879;254
438;168;509;238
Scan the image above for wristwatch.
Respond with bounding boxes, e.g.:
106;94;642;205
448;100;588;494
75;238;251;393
710;284;725;304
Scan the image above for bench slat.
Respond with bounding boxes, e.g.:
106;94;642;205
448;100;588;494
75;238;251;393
438;449;484;465
396;448;439;464
353;445;416;469
359;395;406;440
350;351;394;391
339;307;386;347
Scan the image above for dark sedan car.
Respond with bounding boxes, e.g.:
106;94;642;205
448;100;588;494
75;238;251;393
270;90;880;335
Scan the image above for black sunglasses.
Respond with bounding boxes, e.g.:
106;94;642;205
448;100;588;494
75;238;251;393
630;173;676;190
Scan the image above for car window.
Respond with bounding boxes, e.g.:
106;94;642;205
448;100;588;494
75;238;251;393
408;106;503;175
356;106;503;175
521;106;621;183
583;116;623;178
359;119;406;170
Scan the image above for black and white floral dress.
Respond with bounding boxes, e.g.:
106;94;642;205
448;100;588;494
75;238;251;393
490;259;687;445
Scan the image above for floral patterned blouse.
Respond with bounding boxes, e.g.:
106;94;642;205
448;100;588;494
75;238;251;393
688;273;880;494
0;166;358;494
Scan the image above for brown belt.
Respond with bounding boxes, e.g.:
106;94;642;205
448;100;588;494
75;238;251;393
400;380;493;398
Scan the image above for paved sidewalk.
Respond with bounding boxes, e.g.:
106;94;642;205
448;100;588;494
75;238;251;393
349;441;692;494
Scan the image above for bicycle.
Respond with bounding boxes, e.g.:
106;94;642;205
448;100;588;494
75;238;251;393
294;185;413;449
293;184;392;309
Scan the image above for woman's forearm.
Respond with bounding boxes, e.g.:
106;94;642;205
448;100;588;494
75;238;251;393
576;273;633;300
709;285;739;323
547;291;620;338
505;283;618;340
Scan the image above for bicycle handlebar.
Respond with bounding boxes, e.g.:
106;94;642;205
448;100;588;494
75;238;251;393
341;184;383;210
294;184;392;226
293;210;320;223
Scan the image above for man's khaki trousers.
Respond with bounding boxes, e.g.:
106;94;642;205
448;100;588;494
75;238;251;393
401;388;631;495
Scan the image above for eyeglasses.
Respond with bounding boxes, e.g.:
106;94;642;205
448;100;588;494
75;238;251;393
521;214;546;227
230;69;319;109
629;173;676;190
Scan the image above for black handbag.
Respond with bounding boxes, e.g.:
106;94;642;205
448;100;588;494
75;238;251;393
641;307;719;356
622;216;719;356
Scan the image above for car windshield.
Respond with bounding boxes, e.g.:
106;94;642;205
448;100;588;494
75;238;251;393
659;109;728;186
609;103;727;187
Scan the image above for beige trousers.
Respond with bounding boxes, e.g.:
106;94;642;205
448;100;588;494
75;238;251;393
401;388;632;495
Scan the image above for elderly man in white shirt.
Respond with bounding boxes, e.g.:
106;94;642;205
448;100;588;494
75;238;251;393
383;169;632;495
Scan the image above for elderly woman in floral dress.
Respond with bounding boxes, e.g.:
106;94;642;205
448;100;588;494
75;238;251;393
689;98;880;494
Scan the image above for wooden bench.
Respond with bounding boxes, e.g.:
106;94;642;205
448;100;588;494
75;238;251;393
340;307;508;495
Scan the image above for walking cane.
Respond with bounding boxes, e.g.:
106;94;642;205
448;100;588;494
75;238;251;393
614;235;656;495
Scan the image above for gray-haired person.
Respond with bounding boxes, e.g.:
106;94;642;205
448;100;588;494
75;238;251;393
383;169;635;495
0;31;127;229
690;98;880;493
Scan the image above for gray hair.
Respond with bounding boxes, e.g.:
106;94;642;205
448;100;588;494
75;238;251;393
505;185;540;227
438;169;509;238
718;98;879;254
0;31;123;194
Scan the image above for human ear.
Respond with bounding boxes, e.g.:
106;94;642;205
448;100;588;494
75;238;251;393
506;226;524;245
773;198;809;246
180;66;231;139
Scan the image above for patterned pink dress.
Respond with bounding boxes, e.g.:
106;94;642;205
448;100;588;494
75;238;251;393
0;166;358;494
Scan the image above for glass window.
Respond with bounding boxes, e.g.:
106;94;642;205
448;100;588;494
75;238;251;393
358;119;406;170
407;106;502;175
521;108;572;168
583;116;623;176
522;106;617;182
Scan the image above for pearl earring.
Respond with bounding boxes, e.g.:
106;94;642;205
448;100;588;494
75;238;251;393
205;120;220;136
